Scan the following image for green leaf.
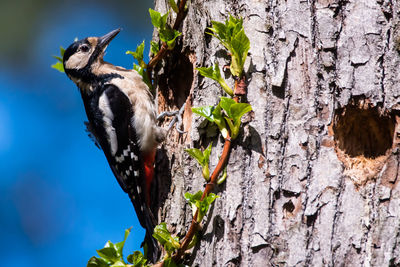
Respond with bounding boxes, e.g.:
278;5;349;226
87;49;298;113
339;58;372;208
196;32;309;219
167;30;182;49
221;100;252;139
150;41;160;55
185;148;205;166
132;64;152;89
149;9;177;46
217;167;228;185
133;64;143;76
97;243;119;264
153;223;180;255
87;256;109;267
126;41;146;68
208;21;229;47
149;8;168;29
60;46;65;57
87;228;138;266
192;104;228;138
149;8;162;28
110;261;127;267
53;55;63;62
197;65;219;80
219;97;252;122
230;103;252;123
184;191;219;222
153;223;173;246
203;143;212;165
200;193;219;217
202;164;210;181
184;191;203;216
160;11;169;29
230;29;250;77
169;0;179;13
208;16;244;51
164;258;180;267
186;233;198;250
51;61;64;73
185;144;212;181
208;15;250;77
127;251;148;267
114;228;131;259
51;46;65;73
184;191;203;203
192;106;215;122
159;28;181;49
197;63;233;96
219;97;236;118
142;243;148;265
185;143;212;167
212;104;228;138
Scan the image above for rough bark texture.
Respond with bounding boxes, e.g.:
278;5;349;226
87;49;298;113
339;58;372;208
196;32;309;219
152;0;400;266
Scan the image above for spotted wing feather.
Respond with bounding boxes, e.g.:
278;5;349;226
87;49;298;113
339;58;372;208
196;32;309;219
81;84;151;230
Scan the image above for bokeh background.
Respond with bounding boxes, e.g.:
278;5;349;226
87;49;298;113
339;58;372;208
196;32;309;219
0;1;155;266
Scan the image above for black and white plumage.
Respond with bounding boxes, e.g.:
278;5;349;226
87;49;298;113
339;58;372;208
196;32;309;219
62;29;164;262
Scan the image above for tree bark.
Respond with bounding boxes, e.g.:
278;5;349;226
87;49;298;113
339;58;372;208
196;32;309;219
152;0;400;266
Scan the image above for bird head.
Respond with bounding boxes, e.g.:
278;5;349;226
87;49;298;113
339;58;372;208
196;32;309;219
63;28;121;83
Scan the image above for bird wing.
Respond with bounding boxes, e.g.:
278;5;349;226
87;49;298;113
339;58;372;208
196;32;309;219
83;83;151;229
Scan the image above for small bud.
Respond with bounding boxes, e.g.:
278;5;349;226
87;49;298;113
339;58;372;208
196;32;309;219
202;165;210;181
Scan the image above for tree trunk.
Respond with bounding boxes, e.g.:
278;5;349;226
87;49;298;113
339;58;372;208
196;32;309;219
152;0;400;266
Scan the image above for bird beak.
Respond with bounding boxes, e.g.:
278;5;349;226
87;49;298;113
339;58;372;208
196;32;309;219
98;28;121;51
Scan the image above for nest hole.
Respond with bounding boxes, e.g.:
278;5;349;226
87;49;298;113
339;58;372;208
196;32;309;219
158;52;193;109
333;105;395;158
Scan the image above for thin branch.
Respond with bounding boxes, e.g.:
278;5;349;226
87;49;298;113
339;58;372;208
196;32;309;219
146;0;188;82
170;89;247;263
173;0;188;30
172;134;232;261
147;43;169;71
234;77;247;96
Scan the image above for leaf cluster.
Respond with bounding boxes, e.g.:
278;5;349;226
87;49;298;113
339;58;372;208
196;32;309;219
87;228;148;267
192;97;252;140
208;15;250;77
126;41;152;88
152;223;180;258
141;222;186;267
149;8;181;49
184;191;219;222
185;143;212;181
51;46;65;73
197;63;233;96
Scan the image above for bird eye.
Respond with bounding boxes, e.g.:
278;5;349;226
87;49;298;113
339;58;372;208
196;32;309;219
80;44;90;52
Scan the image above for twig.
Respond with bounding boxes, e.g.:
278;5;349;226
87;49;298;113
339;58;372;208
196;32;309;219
172;134;232;261
146;0;188;82
170;86;244;262
173;0;188;30
234;76;246;96
169;70;248;262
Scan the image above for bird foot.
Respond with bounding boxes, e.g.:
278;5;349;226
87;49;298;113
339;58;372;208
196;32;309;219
157;103;186;134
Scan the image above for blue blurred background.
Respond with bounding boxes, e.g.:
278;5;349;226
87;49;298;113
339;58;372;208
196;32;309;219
0;1;154;266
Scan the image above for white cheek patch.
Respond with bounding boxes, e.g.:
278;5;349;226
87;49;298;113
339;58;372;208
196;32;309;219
64;51;90;70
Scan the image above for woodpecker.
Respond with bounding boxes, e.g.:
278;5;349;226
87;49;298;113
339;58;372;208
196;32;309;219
63;29;164;262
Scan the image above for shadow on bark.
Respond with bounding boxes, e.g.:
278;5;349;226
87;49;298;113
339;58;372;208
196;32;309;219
154;146;172;217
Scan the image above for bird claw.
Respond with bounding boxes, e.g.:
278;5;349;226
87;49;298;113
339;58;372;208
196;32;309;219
157;103;186;134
